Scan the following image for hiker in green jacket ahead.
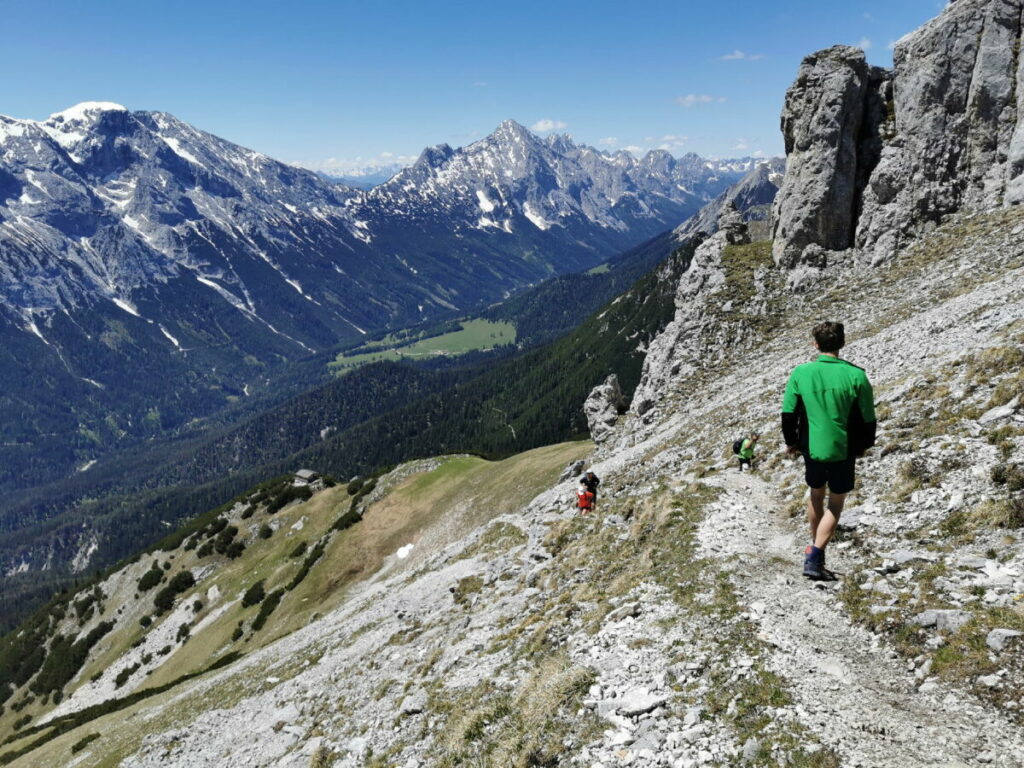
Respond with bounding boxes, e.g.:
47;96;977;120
781;321;876;580
738;433;759;472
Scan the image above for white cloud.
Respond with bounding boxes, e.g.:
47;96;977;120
300;152;417;176
887;39;897;50
863;12;875;21
676;94;716;108
531;118;568;132
657;134;689;151
721;50;763;61
752;149;765;158
857;37;873;51
473;81;487;87
622;145;645;155
734;138;750;151
598;137;618;146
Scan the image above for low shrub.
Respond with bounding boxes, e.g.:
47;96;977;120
70;733;100;754
225;541;246;559
136;562;164;592
241;581;265;608
287;540;328;591
266;485;313;515
152;570;195;613
113;663;140;688
252;590;285;632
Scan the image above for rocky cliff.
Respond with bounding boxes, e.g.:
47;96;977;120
773;0;1024;267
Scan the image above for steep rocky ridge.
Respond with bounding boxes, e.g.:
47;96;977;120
773;0;1024;267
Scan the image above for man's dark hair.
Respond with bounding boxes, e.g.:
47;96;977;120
813;321;845;353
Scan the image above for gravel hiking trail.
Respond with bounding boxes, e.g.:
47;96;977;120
694;471;1024;768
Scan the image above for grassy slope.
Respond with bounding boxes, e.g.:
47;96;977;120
1;441;591;767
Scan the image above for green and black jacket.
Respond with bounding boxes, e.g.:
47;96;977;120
781;355;876;462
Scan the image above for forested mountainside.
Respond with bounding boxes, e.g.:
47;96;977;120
0;152;782;631
0;105;754;496
0;233;700;634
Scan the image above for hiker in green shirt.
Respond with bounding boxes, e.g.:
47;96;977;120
781;321;876;580
738;433;759;472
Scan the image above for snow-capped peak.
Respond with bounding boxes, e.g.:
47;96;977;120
47;102;129;123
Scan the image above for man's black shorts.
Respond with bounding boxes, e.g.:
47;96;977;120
803;454;856;494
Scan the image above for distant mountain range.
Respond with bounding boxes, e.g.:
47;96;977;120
319;167;404;189
0;103;763;494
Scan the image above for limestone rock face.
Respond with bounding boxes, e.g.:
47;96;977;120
771;46;874;268
774;0;1024;265
858;0;1024;258
628;233;730;422
584;374;627;443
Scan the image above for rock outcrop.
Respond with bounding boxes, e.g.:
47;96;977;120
584;374;627;443
773;0;1024;266
771;46;890;268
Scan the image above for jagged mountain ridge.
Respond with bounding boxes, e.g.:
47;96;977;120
0;106;754;330
0;105;757;496
674;156;785;241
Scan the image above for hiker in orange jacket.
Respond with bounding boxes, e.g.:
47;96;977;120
576;481;595;514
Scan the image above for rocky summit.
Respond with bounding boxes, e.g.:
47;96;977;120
1;2;1024;767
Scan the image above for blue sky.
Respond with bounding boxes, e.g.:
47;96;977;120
1;0;946;173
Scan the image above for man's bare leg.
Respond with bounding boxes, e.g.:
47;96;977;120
807;487;847;549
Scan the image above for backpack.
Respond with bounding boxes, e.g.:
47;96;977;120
732;438;744;455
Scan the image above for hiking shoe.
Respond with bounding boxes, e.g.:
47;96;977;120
803;546;826;580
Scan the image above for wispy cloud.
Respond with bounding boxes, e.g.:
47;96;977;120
751;149;766;158
887;39;898;50
300;153;417;176
863;12;875;21
658;134;689;151
676;94;725;108
622;145;645;155
472;81;487;87
721;50;763;61
531;118;568;132
856;37;873;51
598;137;618;147
734;138;750;151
